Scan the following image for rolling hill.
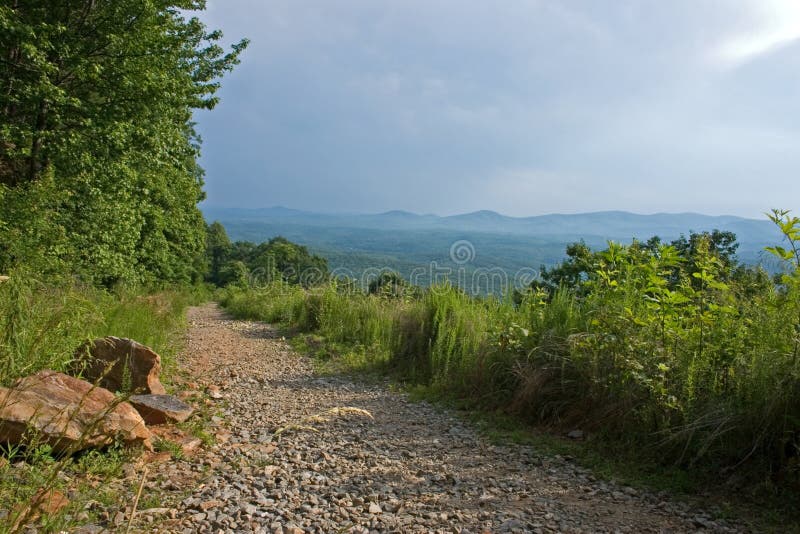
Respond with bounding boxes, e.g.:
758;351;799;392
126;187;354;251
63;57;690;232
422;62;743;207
203;207;785;292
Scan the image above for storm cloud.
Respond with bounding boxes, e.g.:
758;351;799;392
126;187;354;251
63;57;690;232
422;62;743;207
195;1;800;217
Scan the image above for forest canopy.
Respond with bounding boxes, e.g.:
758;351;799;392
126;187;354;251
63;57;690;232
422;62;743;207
205;221;330;288
0;1;247;286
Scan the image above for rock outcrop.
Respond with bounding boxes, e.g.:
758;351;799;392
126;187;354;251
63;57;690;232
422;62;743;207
72;337;167;394
0;370;152;452
129;394;194;425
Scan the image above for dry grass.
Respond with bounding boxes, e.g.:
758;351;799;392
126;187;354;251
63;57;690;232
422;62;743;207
272;406;374;439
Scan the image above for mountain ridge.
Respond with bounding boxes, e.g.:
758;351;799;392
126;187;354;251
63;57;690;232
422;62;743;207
202;206;784;282
204;205;763;223
202;206;775;240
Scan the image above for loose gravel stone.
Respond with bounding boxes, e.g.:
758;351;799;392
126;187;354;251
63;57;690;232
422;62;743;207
141;304;746;533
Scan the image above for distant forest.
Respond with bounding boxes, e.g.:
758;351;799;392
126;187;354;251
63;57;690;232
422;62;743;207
204;207;785;292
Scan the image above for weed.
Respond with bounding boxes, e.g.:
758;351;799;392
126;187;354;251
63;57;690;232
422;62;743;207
153;438;184;460
0;280;200;532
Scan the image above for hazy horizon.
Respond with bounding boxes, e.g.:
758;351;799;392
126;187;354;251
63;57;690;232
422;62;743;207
202;204;775;221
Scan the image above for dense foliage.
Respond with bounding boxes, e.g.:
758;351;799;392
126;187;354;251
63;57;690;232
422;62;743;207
0;5;251;530
0;277;202;386
533;230;748;297
0;1;246;286
204;221;329;288
221;211;800;488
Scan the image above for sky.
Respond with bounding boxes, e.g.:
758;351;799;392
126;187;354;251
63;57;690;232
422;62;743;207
195;0;800;218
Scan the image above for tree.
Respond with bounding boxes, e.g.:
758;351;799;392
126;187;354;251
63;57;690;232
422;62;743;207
217;260;249;288
533;231;746;297
534;241;594;295
249;237;329;287
205;221;232;285
670;230;738;269
0;1;248;285
368;271;409;298
212;236;330;288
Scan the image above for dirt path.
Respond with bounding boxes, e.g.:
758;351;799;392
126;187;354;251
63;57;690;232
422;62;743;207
151;303;742;533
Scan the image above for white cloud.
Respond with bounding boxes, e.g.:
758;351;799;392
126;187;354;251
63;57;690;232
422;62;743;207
713;0;800;66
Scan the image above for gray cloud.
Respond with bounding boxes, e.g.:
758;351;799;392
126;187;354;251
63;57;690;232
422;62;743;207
195;0;800;217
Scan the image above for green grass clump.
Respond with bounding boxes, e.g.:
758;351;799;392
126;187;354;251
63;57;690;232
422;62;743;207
0;274;205;386
153;437;184;460
0;441;135;534
0;275;206;532
218;212;800;501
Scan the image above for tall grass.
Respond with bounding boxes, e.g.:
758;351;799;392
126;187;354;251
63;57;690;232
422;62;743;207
220;237;800;483
0;274;204;386
0;274;206;532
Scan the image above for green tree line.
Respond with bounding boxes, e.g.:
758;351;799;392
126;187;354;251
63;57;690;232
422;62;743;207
204;221;329;288
0;1;247;286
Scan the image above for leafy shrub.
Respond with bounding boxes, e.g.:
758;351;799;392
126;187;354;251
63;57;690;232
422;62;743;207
221;211;800;483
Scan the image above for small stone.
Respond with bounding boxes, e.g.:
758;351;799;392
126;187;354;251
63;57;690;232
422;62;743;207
142;451;172;464
113;511;126;526
383;501;401;513
180;436;203;455
566;429;584;439
368;503;382;514
264;465;280;477
73;524;104;534
31;488;69;516
140;507;171;515
693;516;713;529
129;394;194;424
200;500;224;511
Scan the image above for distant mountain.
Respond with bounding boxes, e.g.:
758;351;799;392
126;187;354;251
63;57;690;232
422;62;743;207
202;206;785;291
204;206;780;246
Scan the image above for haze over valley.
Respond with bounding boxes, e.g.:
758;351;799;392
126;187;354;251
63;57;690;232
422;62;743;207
204;206;784;289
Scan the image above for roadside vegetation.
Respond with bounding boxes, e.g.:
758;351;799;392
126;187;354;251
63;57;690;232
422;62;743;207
220;209;800;521
0;2;244;531
0;278;205;532
0;278;205;387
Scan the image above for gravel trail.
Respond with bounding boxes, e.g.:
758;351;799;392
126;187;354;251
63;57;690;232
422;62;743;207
154;303;744;534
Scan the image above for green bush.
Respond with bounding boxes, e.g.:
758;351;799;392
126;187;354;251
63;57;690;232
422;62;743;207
220;211;800;482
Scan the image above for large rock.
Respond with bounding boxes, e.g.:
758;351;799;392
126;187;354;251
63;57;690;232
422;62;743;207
129;394;194;425
0;371;152;453
72;337;167;394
